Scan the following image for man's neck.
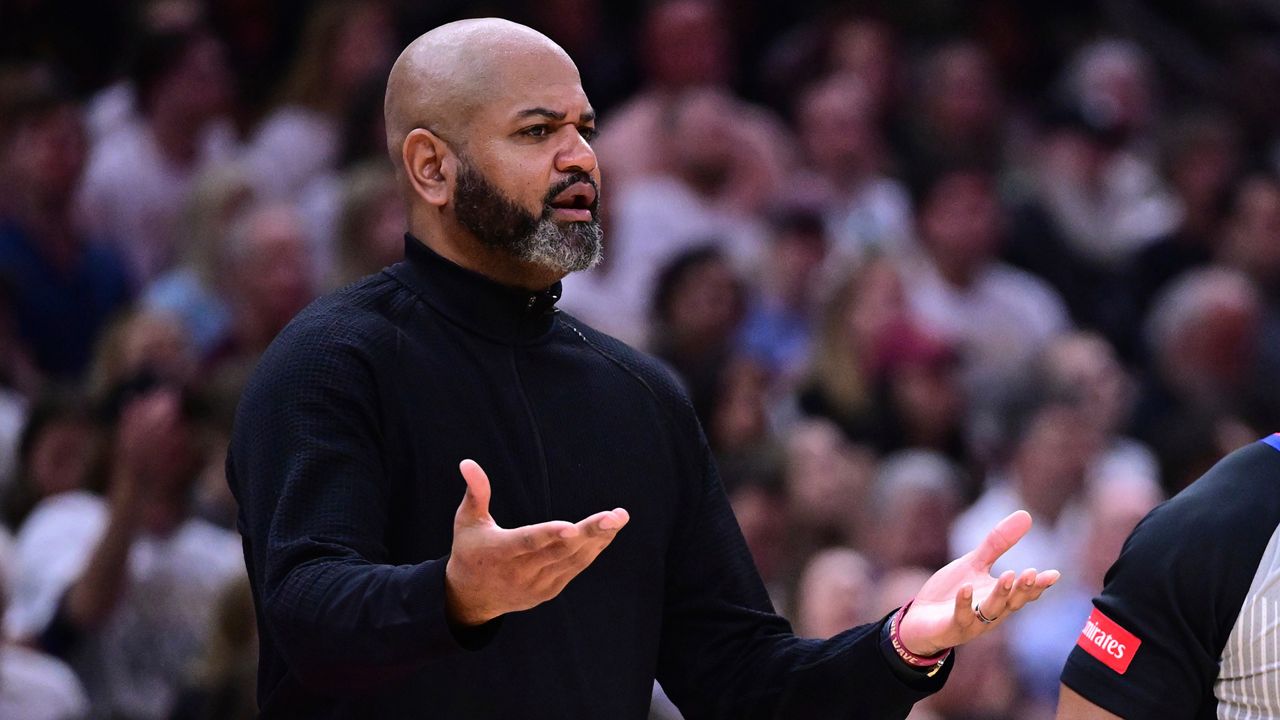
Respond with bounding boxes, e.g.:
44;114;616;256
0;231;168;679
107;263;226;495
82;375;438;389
411;229;562;291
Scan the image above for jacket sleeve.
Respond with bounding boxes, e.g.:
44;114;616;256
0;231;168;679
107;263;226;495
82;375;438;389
228;315;495;692
655;427;949;719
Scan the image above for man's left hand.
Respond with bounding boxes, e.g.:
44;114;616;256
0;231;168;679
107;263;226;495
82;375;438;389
897;510;1060;656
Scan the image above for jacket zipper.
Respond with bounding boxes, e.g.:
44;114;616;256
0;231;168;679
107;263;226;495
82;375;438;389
509;347;552;518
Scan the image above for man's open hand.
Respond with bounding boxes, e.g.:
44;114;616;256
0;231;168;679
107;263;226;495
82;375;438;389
444;459;630;626
898;510;1060;656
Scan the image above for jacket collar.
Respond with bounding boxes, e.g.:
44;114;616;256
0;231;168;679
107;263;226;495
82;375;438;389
389;234;562;343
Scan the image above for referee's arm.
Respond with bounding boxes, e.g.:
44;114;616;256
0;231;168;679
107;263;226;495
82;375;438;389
1056;684;1122;719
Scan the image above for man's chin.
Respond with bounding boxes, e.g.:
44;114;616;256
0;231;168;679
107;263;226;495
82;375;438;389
513;217;603;275
543;243;603;274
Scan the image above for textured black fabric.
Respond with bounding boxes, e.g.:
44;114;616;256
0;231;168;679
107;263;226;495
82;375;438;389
228;235;948;719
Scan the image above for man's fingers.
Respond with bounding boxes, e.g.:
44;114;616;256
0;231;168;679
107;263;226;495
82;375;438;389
975;569;1017;624
506;520;578;553
505;508;629;560
457;459;493;523
543;535;610;579
543;529;622;589
520;508;629;561
952;584;977;630
1005;568;1061;612
1003;568;1039;612
574;508;630;537
971;510;1033;569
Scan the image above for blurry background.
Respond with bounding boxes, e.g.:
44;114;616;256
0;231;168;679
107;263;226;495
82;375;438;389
1;1;1279;718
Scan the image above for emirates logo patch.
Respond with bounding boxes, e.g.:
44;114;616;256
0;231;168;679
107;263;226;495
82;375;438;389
1077;607;1141;674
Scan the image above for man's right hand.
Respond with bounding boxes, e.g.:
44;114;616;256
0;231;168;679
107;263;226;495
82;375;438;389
444;459;629;626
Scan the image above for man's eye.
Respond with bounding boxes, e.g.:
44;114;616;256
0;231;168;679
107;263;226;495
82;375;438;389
522;125;550;137
579;126;599;141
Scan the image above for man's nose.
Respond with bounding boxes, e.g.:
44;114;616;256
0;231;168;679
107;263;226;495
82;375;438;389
555;128;597;175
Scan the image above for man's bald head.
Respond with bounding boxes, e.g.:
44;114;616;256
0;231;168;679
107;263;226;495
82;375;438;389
384;18;602;288
384;18;577;167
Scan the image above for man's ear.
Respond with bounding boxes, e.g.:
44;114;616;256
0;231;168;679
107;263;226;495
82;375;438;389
402;128;454;207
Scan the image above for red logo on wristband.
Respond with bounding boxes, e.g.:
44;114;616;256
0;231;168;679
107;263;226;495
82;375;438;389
1077;608;1140;674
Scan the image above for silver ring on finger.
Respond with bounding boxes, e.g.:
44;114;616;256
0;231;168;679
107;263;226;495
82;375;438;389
974;603;998;624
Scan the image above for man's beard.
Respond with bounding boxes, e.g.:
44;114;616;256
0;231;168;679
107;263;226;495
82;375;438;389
452;159;603;275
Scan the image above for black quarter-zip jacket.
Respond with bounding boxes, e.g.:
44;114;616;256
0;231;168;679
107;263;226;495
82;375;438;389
227;235;948;718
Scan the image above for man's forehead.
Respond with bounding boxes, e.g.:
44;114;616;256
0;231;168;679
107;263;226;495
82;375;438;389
481;76;594;123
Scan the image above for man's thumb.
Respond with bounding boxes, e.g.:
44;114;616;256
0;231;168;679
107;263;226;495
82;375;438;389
457;459;492;522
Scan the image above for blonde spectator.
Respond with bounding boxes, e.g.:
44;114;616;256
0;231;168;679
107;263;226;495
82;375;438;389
169;576;257;720
797;257;908;442
333;161;405;287
143;163;254;357
86;308;197;403
244;0;394;203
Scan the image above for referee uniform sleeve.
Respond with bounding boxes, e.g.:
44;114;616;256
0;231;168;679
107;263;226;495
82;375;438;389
1060;442;1280;719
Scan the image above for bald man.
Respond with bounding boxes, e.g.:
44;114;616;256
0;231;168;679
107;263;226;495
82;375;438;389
228;19;1058;718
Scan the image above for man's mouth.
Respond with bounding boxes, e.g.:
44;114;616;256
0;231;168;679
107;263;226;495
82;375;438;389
548;182;597;222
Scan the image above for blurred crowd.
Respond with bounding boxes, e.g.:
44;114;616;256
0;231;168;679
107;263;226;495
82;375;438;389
2;0;1279;718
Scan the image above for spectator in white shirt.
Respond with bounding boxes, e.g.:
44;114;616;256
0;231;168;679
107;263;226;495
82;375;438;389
77;28;236;286
902;165;1071;419
243;0;394;204
6;378;244;720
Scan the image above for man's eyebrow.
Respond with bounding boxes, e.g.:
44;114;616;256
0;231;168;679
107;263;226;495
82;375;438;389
515;107;566;122
514;107;597;123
